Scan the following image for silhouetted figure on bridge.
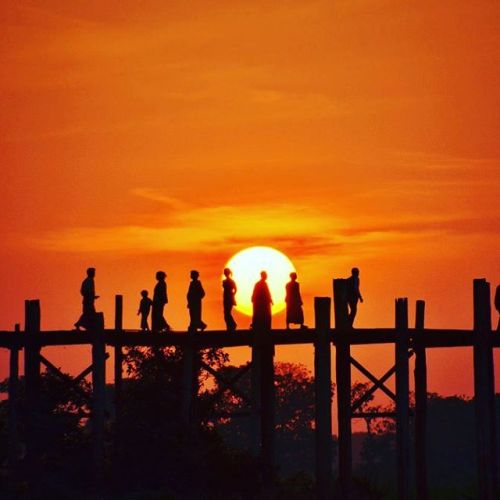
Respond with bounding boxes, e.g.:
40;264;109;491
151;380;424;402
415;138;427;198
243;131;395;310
286;272;306;330
138;290;153;331
251;271;273;330
75;267;99;330
222;268;237;332
152;271;170;332
346;267;363;327
495;284;500;331
187;270;207;332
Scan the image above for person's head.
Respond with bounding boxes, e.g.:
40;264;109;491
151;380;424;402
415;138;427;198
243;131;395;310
87;267;95;278
351;267;360;277
191;270;199;280
290;272;297;281
260;271;267;280
156;271;166;281
223;268;232;278
141;290;148;298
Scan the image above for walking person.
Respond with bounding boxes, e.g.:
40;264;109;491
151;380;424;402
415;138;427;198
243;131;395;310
187;270;207;332
346;267;363;327
152;271;170;332
285;272;306;330
222;268;237;332
251;271;273;331
137;290;153;331
75;267;99;330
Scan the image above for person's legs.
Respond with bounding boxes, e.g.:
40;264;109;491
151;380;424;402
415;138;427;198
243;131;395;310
347;300;357;327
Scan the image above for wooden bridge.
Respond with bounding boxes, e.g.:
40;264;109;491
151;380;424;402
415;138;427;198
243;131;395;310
1;278;498;499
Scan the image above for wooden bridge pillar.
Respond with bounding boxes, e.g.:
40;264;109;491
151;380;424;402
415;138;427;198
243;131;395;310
181;334;200;426
250;326;275;484
114;295;123;456
395;298;410;500
250;341;262;456
334;278;352;499
92;317;106;486
8;323;21;469
260;336;275;484
473;278;497;499
314;297;333;500
414;300;428;500
24;299;41;482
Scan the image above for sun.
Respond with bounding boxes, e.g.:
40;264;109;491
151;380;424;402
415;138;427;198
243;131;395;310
224;246;296;317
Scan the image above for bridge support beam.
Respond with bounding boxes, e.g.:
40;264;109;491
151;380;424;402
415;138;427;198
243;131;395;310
92;316;106;488
473;278;497;499
314;297;333;500
395;298;410;500
24;299;41;485
114;295;123;456
414;300;428;500
334;278;352;499
8;324;21;470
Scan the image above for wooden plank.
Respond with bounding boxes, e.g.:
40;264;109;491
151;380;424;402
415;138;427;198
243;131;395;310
334;279;352;499
473;279;496;499
314;297;333;500
414;300;428;500
395;298;410;500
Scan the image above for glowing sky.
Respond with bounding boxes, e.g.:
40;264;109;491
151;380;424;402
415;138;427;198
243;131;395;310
0;1;499;398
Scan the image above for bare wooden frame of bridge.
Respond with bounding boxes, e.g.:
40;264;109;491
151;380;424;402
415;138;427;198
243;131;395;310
1;278;498;499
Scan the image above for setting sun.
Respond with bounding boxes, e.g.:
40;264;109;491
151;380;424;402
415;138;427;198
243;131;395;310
225;246;296;316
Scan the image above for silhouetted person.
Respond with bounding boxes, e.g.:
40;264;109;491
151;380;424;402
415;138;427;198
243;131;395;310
75;267;99;330
152;271;170;332
251;271;273;330
286;272;306;329
346;267;363;327
187;270;207;332
495;285;500;331
222;268;237;332
138;290;153;331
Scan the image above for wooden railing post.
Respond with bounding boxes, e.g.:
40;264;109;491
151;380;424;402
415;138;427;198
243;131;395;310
414;300;428;500
473;278;496;499
24;299;41;484
314;297;333;500
8;323;21;469
395;298;410;500
334;278;352;498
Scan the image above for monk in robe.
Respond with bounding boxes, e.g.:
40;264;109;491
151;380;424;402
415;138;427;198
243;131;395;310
187;270;207;332
285;272;306;329
251;271;273;331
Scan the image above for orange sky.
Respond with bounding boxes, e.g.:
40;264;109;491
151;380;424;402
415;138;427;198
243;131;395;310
1;1;499;400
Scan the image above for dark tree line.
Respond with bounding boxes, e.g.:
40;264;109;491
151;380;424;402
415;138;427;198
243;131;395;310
1;351;499;499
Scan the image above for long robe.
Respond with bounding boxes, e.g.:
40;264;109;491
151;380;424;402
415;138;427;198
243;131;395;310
152;280;168;331
285;280;304;325
222;277;237;331
75;277;97;329
251;279;273;330
187;280;206;330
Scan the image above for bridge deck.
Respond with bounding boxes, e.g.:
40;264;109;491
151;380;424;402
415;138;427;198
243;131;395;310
0;328;498;349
